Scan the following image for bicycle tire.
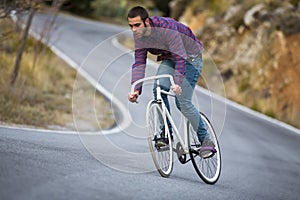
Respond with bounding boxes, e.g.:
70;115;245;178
188;112;221;184
146;101;173;177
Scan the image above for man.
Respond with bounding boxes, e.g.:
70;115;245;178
127;6;214;149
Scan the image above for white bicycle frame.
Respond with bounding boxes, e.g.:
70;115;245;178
131;75;190;154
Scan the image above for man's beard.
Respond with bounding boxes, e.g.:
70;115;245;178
135;23;148;38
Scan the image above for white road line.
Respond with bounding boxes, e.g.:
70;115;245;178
5;15;130;135
197;87;300;134
51;44;131;135
0;41;129;135
5;15;299;136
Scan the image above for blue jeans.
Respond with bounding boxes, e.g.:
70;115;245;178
153;57;208;142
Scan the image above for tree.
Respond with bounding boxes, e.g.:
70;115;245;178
60;0;94;16
10;1;41;85
32;0;66;71
9;0;66;85
0;0;31;19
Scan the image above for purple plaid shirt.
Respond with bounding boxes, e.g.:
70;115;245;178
131;16;203;93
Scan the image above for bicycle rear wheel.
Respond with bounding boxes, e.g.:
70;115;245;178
189;112;221;184
146;101;173;177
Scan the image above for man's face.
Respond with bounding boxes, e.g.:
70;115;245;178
128;16;148;38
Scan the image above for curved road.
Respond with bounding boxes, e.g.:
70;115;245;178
1;13;300;200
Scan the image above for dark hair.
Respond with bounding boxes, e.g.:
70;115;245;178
127;6;149;22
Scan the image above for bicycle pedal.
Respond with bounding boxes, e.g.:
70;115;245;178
200;150;215;159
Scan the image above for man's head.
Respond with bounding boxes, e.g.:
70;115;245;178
127;6;150;38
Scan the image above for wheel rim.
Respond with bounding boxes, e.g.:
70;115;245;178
146;101;173;177
189;113;221;184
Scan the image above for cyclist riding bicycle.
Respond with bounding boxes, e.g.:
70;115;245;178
127;6;214;150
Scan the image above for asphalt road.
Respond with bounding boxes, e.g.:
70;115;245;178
1;13;300;200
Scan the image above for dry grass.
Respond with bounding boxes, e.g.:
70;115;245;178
0;18;114;131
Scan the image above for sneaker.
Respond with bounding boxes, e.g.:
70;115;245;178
154;131;173;148
159;129;174;142
155;130;174;146
201;138;215;147
155;137;170;148
199;138;216;159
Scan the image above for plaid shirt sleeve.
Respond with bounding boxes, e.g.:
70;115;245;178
132;47;147;94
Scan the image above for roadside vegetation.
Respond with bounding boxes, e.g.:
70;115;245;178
1;0;298;130
0;18;114;130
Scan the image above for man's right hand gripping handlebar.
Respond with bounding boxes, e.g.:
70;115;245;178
128;90;139;103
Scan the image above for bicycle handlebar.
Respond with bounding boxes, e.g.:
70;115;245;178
130;75;175;94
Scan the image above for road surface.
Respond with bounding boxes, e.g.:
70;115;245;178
1;13;300;200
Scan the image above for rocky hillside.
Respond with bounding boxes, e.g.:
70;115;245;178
180;1;300;128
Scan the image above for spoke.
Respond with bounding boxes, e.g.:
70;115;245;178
147;102;173;177
188;112;221;184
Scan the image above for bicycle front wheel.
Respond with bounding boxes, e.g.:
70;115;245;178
189;112;221;184
146;101;173;177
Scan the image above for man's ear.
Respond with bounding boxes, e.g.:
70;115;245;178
145;18;150;27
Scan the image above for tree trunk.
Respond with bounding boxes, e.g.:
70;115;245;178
32;0;65;71
10;6;36;86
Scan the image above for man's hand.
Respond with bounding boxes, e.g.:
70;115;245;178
128;90;139;103
170;84;182;96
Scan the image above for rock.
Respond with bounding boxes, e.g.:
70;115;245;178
278;14;300;35
244;4;265;27
224;4;242;22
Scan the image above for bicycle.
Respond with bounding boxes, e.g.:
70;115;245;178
131;75;221;184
